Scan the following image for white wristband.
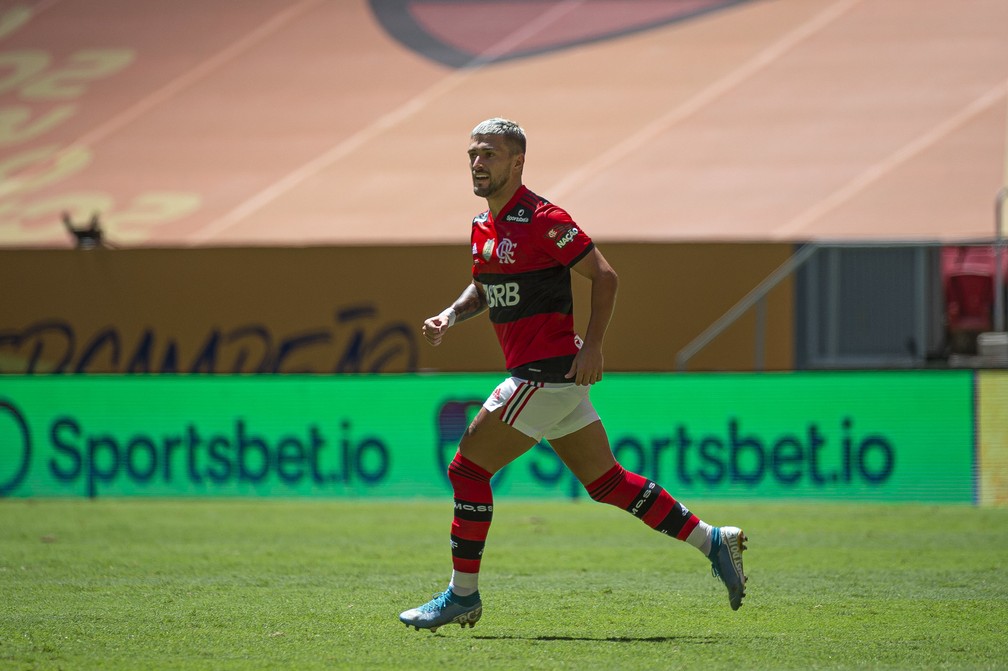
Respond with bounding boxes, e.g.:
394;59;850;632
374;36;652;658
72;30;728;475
439;307;457;328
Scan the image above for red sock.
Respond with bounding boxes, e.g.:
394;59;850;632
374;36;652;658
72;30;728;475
447;453;493;574
586;464;699;540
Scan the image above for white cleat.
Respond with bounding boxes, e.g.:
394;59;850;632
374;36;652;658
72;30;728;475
708;526;747;610
399;589;482;632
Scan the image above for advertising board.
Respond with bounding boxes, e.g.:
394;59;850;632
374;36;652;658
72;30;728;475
0;372;974;501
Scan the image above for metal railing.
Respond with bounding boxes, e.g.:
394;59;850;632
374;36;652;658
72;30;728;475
674;242;819;371
995;186;1007;332
676;188;1008;372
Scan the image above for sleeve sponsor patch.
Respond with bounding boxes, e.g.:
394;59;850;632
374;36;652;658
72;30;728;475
545;223;580;250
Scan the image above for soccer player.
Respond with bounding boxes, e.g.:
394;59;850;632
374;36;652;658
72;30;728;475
399;118;747;632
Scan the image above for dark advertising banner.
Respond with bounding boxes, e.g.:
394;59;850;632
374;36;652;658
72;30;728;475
0;372;975;501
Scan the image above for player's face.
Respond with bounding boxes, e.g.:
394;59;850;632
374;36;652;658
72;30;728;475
468;136;522;199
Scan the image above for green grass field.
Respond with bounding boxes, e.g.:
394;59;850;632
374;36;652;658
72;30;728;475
2;499;1006;670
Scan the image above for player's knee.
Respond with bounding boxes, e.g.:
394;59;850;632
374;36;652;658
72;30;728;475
448;452;492;486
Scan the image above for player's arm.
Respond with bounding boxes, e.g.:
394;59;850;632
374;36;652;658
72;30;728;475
422;281;488;347
566;247;618;385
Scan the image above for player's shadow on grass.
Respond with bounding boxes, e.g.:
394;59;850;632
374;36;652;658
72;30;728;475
474;635;717;643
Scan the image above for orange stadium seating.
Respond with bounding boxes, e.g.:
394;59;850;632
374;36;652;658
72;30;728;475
0;0;1005;248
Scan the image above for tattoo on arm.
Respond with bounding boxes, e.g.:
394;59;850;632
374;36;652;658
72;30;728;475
451;282;487;323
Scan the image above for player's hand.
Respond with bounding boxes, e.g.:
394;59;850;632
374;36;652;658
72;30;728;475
422;309;455;347
565;344;604;386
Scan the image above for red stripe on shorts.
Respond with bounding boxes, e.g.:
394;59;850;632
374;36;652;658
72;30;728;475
501;381;541;426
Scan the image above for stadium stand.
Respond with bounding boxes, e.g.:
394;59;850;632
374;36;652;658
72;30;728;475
0;0;1005;247
2;0;1007;372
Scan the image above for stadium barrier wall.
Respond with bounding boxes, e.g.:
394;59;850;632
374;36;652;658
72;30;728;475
0;244;794;374
1;370;996;504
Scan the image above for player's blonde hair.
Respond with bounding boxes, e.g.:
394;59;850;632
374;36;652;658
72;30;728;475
471;117;526;155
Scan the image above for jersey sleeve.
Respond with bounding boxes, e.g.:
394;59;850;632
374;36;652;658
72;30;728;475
470;214;488;280
537;205;594;267
470;227;478;280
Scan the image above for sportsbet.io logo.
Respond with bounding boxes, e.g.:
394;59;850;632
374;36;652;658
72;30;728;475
0;400;31;496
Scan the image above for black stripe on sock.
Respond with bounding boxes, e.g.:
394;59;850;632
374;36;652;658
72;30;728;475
654;502;690;537
587;470;623;501
453;499;494;522
449;462;490;483
450;535;485;560
626;481;659;519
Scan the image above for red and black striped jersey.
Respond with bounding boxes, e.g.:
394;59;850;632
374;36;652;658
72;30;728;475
470;185;594;375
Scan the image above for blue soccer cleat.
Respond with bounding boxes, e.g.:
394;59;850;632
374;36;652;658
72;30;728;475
399;588;482;633
708;526;747;610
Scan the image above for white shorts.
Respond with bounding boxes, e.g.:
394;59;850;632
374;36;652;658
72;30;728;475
483;377;600;442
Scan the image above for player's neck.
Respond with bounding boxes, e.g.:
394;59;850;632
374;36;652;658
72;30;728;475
487;183;522;219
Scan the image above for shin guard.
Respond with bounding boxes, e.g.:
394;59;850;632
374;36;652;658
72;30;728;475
447;453;493;573
586;464;699;540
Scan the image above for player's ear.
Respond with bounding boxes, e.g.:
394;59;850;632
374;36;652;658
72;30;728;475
513;152;525;173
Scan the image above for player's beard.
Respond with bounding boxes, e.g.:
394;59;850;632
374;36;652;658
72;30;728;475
472;171;508;199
